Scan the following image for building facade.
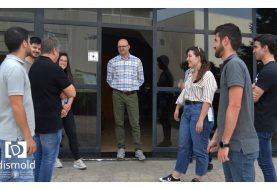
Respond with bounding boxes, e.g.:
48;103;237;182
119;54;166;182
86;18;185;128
0;8;276;157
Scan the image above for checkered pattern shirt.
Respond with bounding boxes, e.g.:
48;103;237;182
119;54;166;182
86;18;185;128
107;54;144;91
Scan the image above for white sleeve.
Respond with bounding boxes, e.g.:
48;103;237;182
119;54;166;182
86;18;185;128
175;88;186;105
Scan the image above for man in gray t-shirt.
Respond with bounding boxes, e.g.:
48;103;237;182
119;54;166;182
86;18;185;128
208;23;259;182
0;27;36;182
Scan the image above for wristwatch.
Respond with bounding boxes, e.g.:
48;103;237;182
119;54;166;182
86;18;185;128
219;141;230;148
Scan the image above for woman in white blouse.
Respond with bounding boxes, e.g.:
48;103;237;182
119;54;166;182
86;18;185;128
159;46;217;182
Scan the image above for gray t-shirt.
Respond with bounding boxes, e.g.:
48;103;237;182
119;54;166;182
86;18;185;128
217;54;259;154
0;54;35;141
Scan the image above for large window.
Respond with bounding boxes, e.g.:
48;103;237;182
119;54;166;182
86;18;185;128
102;8;153;26
157;31;204;87
156;31;204;147
44;9;97;23
0;9;34;19
45;24;98;148
0;22;34;62
45;24;98;86
158;8;204;30
256;8;277;35
209;9;252;34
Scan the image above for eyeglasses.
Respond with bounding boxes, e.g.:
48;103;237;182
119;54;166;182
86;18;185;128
117;45;129;48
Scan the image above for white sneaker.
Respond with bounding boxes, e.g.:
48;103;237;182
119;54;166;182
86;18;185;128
73;159;87;170
117;148;125;160
55;158;63;168
135;150;146;161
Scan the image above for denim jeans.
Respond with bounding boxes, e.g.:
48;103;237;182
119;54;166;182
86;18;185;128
222;150;258;182
174;103;213;176
257;132;277;182
0;139;34;182
33;129;62;182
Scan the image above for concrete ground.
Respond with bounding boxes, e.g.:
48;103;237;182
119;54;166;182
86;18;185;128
52;157;277;182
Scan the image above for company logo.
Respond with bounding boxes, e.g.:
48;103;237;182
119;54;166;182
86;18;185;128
5;141;27;158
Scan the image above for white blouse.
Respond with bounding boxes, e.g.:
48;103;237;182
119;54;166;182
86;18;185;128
176;69;218;105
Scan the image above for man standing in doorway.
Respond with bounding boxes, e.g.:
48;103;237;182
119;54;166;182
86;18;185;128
0;27;37;182
208;23;259;181
106;38;146;161
24;36;41;73
253;34;277;182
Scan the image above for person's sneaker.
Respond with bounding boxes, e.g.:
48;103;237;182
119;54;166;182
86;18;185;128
135;149;146;161
117;148;125;160
54;158;63;168
73;159;87;170
159;174;181;182
191;178;201;182
207;163;213;171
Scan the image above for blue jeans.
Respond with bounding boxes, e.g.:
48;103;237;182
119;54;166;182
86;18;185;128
257;132;277;182
222;150;258;182
0;139;34;182
33;129;62;182
175;103;213;176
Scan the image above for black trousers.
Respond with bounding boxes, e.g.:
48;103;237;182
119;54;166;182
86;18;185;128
60;110;80;160
159;108;172;142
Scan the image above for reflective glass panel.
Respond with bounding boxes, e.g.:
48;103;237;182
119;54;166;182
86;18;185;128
158;8;204;30
102;8;153;26
45;9;97;23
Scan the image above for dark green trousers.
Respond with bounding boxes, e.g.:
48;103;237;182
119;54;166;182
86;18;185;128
112;90;141;150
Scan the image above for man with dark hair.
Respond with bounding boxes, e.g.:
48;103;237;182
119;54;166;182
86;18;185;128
24;36;41;73
253;34;277;182
208;23;259;182
0;27;37;182
29;36;76;182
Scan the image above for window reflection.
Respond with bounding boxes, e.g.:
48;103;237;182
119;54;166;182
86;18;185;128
0;9;34;19
157;31;204;87
209;9;252;34
0;22;34;62
102;8;153;26
256;8;277;35
44;24;97;86
157;8;204;29
45;9;97;23
157;92;179;147
44;24;98;148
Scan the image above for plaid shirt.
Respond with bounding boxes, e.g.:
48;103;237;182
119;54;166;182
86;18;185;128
107;54;144;91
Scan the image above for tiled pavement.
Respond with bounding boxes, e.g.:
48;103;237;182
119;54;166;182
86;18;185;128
52;157;277;182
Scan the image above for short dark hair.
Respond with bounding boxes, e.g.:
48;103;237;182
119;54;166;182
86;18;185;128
4;27;29;53
157;55;169;70
254;34;276;55
30;36;41;45
214;23;242;51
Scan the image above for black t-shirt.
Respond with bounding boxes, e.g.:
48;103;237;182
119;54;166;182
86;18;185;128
29;56;71;134
254;61;277;132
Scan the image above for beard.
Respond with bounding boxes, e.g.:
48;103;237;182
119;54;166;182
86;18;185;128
215;45;224;58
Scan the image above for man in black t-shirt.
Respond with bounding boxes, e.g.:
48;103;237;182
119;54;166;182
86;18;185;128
253;34;277;182
29;37;76;182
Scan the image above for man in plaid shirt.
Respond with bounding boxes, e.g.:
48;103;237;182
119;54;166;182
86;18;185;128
107;39;146;161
